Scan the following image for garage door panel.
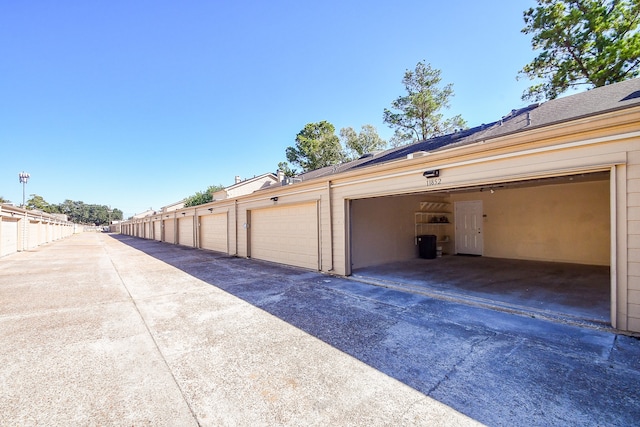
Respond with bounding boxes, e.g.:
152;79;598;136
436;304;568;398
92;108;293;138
164;220;175;244
153;221;161;241
1;220;19;256
251;203;318;270
178;217;194;247
28;221;39;249
200;214;227;253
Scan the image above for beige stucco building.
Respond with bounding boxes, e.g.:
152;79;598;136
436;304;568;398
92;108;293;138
0;204;75;256
121;78;640;333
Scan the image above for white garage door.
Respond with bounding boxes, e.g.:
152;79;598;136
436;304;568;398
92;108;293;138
178;217;194;247
1;220;19;257
200;213;227;253
153;221;161;241
250;203;318;270
164;220;175;244
28;221;39;249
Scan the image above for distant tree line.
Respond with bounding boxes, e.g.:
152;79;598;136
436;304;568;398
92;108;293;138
22;194;123;225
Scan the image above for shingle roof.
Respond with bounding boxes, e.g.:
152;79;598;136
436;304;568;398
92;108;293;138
222;172;277;191
298;78;640;182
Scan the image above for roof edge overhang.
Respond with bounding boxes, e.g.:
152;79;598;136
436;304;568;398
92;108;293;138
304;105;640;187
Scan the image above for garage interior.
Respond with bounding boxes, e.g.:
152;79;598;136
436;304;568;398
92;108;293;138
349;171;611;326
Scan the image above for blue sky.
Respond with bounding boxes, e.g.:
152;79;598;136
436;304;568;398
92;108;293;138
1;1;538;218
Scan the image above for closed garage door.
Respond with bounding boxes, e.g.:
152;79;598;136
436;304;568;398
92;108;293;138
200;213;227;253
250;202;318;270
164;220;175;243
28;221;39;249
153;221;161;241
178;217;194;247
1;220;19;256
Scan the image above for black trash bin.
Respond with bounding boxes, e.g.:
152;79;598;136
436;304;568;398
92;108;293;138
417;235;437;259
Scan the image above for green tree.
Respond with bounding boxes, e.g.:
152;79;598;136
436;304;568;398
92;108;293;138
111;208;123;222
0;196;11;204
520;0;640;101
11;194;122;224
383;61;466;146
26;194;59;213
184;184;224;207
55;200;122;225
285;121;344;172
58;200;77;219
339;125;387;161
89;205;106;225
277;162;298;177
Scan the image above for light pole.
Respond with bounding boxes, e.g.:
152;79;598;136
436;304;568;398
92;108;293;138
18;171;30;251
18;172;30;208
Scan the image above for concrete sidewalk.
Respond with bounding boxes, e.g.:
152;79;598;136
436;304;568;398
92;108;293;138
0;233;478;426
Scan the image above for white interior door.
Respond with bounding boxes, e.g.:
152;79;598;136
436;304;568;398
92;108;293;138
455;200;483;255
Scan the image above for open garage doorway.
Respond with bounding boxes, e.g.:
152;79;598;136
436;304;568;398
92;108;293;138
348;171;612;326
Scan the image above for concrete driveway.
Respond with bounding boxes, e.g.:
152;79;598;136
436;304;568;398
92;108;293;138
1;233;639;426
353;256;610;327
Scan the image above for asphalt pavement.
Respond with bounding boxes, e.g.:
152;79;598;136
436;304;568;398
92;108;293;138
1;232;638;426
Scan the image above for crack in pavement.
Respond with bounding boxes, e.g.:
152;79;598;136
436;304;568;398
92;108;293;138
426;334;495;396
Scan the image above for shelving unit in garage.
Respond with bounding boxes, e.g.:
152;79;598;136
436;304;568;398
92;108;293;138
415;201;453;255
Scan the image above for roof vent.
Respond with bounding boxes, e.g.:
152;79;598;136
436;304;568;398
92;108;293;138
282;177;303;186
407;151;430;159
